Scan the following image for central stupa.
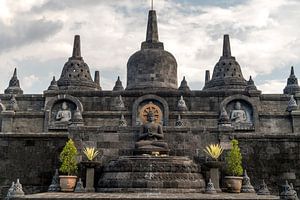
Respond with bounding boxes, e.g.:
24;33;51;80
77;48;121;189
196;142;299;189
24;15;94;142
126;9;178;90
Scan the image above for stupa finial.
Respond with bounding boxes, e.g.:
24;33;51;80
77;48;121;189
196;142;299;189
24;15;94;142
72;35;81;58
222;34;231;57
151;0;154;10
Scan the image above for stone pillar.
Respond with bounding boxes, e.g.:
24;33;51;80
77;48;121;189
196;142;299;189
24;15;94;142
85;167;95;192
209;168;221;192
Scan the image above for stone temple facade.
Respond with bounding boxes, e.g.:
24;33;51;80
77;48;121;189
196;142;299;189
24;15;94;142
0;8;300;198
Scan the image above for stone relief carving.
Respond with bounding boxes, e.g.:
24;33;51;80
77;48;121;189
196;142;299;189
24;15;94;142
49;101;76;129
177;96;188;111
230;102;247;123
139;101;162;124
227;100;254;130
56;102;72;122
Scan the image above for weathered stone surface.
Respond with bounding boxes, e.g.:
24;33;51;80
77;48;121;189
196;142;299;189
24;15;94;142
7;192;279;200
0;5;300;200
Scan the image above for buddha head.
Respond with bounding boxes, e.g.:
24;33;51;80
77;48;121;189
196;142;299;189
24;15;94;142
235;101;242;110
147;111;155;122
62;102;68;110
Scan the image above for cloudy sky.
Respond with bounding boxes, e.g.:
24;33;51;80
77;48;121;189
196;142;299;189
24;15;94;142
0;0;299;94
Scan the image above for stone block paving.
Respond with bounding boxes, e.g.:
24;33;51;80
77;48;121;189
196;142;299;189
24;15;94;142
12;192;279;200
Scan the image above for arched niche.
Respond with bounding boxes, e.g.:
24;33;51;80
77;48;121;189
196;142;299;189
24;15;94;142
132;95;169;126
220;95;258;130
44;94;83;131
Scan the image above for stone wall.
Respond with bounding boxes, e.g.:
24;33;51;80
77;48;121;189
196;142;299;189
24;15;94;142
237;134;300;194
0;133;68;199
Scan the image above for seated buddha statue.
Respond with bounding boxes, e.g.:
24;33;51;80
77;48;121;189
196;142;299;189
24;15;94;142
230;101;247;123
56;102;72;122
135;111;169;154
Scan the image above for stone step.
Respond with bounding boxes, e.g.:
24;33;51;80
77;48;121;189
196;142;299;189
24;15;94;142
11;192;279;200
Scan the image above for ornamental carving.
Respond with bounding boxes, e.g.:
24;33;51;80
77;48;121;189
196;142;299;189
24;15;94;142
139;101;162;124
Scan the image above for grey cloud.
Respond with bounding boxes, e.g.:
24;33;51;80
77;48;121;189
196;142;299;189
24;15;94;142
31;0;107;13
0;18;63;53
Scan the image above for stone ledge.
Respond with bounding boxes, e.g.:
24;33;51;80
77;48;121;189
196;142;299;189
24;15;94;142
0;132;68;138
235;133;300;140
10;192;279;200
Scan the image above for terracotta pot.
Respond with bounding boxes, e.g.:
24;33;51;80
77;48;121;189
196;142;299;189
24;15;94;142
59;175;77;192
224;176;243;193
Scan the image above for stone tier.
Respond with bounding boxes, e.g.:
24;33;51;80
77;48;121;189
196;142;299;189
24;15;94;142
10;192;279;200
97;156;205;193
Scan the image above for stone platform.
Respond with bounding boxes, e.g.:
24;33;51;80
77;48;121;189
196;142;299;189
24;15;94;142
97;156;205;192
11;192;279;200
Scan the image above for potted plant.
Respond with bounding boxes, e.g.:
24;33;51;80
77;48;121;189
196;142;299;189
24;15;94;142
203;143;224;168
203;143;224;192
59;138;78;192
81;146;101;192
224;139;243;193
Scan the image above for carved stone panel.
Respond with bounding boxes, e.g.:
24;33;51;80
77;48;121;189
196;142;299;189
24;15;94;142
227;100;254;130
137;101;163;125
49;100;76;130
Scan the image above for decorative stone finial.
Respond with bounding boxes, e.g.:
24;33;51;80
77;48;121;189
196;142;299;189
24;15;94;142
113;76;124;91
205;179;217;194
280;181;299;200
7;95;19;111
48;169;61;192
72;35;81;58
119;114;127;127
6;181;15;199
177;96;188;111
94;71;102;90
218;107;231;124
141;9;164;49
175;115;184;127
70;108;84;127
257;180;270;195
222;34;231;58
287;95;298;112
4;68;23;95
9;179;25;197
246;76;258;91
74;178;85;193
48;76;59;90
284;66;300;95
203;35;247;91
57;35;99;90
241;170;255;193
205;70;210;84
178;76;190;91
111;95;125;111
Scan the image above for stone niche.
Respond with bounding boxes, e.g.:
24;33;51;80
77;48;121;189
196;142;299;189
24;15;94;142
48;100;76;130
226;99;254;130
132;95;169;126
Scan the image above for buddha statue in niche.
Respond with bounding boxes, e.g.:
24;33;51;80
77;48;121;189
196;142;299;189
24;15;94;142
135;111;169;153
56;102;72;122
230;101;247;123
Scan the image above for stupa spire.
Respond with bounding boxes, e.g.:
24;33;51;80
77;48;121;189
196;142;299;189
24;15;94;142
203;34;247;91
222;34;231;58
284;66;300;95
57;35;99;90
5;68;23;95
72;35;81;58
141;7;163;49
291;66;295;76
